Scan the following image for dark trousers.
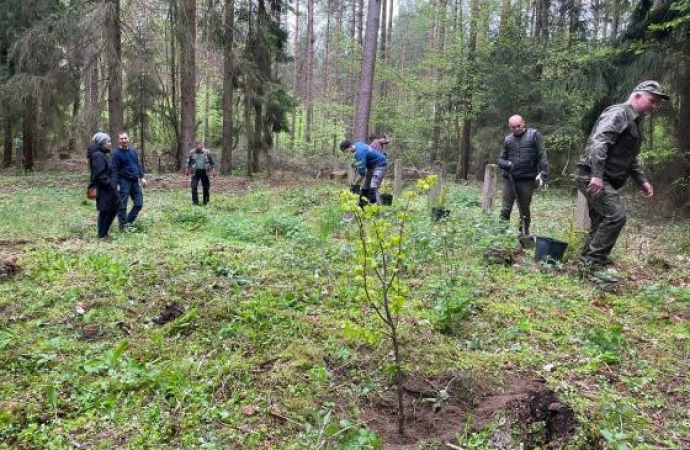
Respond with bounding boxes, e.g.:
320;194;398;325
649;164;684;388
98;210;117;238
117;178;143;227
191;170;210;205
500;178;535;234
577;177;627;269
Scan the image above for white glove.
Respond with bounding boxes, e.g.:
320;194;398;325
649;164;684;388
535;173;547;189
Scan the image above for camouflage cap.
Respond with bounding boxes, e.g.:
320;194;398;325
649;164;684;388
633;80;670;100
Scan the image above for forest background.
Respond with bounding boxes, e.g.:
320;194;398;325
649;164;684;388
0;0;689;213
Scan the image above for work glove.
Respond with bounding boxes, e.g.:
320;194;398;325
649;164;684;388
498;160;512;172
535;173;547;189
350;184;361;194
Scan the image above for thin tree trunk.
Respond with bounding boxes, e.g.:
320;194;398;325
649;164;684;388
168;1;181;165
22;95;36;171
291;0;300;148
499;0;511;34
611;0;620;39
84;38;101;135
325;0;332;95
222;0;235;175
105;0;123;139
245;90;253;177
357;0;364;47
179;0;197;167
431;0;447;162
456;0;479;180
386;0;393;63
354;0;382;141
3;119;11;167
68;92;81;155
306;0;314;143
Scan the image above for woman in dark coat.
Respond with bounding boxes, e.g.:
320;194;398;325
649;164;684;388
87;132;120;238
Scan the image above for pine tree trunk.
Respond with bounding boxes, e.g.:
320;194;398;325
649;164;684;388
354;0;382;141
179;0;197;167
105;0;123;140
222;0;235;175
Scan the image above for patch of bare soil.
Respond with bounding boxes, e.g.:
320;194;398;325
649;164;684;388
152;302;184;325
361;374;576;449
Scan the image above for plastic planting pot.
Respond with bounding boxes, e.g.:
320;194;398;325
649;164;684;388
431;207;451;222
381;194;393;206
534;236;568;264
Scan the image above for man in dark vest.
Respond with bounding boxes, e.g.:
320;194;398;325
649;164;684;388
498;115;548;236
184;140;217;205
577;80;668;282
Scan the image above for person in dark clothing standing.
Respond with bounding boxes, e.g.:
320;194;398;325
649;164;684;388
577;81;667;282
184;140;217;205
87;132;120;239
111;131;147;229
498;115;548;236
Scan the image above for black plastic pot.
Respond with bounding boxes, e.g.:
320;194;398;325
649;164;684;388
534;236;568;264
431;207;450;221
381;193;393;206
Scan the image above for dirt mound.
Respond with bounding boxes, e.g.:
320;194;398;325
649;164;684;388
361;373;575;449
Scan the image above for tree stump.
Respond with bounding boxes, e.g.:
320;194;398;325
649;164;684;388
394;159;403;195
482;164;498;212
575;191;591;230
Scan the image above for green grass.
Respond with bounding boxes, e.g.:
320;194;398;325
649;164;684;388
0;173;689;449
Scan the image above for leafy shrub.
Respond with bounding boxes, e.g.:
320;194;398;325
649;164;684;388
261;212;301;237
168;207;208;229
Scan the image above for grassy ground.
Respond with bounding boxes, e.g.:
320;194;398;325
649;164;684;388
0;172;688;449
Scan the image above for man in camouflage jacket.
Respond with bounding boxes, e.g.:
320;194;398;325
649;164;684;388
577;80;669;281
184;140;218;205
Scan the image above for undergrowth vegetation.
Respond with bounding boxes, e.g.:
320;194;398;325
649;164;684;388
0;173;688;449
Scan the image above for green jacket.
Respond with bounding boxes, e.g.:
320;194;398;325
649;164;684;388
577;103;648;190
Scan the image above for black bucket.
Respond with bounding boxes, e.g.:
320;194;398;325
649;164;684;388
431;207;451;222
534;237;568;264
381;193;393;206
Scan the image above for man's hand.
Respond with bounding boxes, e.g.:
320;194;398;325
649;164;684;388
184;169;190;177
587;177;604;196
498;160;512;172
212;169;218;177
535;173;547;189
140;178;148;188
640;182;654;198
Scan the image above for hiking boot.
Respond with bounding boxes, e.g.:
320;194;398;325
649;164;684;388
590;267;619;283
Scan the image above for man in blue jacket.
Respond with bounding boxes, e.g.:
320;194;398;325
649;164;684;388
498;115;548;236
111;131;147;229
340;140;388;204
